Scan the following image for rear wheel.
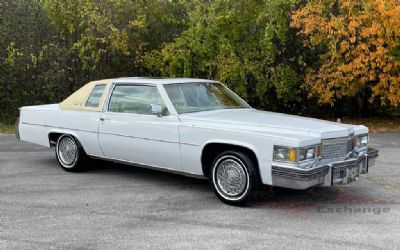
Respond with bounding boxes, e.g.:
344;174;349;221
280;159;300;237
210;150;260;205
55;134;87;172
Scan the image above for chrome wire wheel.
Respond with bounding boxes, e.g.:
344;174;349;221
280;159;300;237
213;155;250;201
57;136;78;167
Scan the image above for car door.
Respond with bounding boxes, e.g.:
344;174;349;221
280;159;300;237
98;84;181;171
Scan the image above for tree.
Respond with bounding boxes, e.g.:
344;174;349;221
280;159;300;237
0;0;190;123
291;0;400;109
0;0;61;123
145;0;305;111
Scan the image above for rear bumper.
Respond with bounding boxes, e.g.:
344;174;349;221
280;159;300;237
271;147;379;189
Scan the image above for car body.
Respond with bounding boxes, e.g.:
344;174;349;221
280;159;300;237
16;77;379;204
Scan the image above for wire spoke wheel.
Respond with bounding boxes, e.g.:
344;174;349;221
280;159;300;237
213;155;250;201
57;136;78;167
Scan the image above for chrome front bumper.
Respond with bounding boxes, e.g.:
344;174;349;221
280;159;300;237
271;147;379;190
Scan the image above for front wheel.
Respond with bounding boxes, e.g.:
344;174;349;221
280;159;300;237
55;134;87;172
210;151;260;205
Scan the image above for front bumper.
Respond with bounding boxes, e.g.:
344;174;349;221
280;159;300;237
271;147;379;189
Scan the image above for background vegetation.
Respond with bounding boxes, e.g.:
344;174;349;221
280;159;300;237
1;0;400;124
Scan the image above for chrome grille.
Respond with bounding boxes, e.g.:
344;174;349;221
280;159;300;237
321;137;352;159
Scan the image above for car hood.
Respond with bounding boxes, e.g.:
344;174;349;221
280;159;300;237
179;109;367;142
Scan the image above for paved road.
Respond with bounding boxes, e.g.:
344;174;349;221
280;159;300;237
0;133;399;249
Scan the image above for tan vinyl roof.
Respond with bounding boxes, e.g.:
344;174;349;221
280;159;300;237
59;79;113;111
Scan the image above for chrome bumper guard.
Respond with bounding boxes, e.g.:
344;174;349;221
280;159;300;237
271;147;379;190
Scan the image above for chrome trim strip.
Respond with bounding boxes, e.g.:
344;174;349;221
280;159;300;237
22;122;97;134
89;155;207;179
21;122;200;146
180;142;199;146
99;131;180;144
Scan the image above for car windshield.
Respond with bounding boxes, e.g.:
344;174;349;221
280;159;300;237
164;82;250;114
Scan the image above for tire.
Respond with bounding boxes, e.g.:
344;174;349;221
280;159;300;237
55;134;87;172
210;150;260;205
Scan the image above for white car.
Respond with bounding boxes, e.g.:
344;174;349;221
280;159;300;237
16;77;379;204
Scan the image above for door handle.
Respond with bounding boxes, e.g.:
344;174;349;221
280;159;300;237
100;117;111;122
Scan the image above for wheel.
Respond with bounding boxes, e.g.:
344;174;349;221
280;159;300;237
55;134;87;172
210;150;260;205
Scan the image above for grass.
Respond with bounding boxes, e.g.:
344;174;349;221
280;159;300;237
0;124;15;134
339;117;400;132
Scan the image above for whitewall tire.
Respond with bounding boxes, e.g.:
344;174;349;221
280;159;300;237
55;134;87;172
210;151;260;205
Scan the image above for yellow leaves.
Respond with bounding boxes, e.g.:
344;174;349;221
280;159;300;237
291;0;400;107
4;43;22;68
109;26;129;55
128;18;146;29
339;41;350;53
348;20;358;33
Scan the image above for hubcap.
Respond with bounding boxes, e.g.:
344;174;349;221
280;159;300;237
215;158;247;197
58;137;78;166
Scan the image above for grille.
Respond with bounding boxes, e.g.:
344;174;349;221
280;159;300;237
321;137;352;159
272;166;329;180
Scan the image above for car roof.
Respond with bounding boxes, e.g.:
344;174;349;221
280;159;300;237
112;77;219;85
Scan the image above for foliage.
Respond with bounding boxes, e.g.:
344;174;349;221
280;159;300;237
1;0;60;122
0;0;189;123
0;124;15;134
291;0;400;108
1;0;400;123
145;0;304;110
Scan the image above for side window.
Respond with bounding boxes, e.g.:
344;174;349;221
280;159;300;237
108;85;169;115
86;84;106;107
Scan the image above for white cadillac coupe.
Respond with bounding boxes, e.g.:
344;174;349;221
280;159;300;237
16;77;379;204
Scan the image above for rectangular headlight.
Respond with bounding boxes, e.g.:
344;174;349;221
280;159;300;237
273;146;297;162
299;145;320;161
273;145;320;163
353;134;368;148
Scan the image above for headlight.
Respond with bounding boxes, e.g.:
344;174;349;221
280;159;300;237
274;145;320;163
273;146;297;162
299;147;317;161
353;134;368;148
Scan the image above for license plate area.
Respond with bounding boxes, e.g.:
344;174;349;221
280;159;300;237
332;164;360;185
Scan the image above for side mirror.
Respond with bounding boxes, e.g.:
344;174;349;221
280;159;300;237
150;104;163;117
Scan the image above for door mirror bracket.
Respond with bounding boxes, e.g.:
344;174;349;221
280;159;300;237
151;104;163;117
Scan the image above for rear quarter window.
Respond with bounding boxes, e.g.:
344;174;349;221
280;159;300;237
86;84;106;107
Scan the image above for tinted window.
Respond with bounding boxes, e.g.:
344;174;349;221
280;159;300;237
86;84;106;107
108;85;169;115
164;82;250;114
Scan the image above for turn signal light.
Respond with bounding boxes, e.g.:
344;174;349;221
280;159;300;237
289;148;296;161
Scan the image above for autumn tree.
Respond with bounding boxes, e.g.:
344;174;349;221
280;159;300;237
291;0;400;110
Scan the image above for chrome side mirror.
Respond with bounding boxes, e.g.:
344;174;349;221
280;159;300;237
150;104;163;117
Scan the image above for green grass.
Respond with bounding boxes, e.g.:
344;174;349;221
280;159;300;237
0;124;15;134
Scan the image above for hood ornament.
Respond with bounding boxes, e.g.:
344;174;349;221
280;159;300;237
337;118;341;124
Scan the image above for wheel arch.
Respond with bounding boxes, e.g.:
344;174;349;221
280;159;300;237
48;129;81;147
201;140;261;180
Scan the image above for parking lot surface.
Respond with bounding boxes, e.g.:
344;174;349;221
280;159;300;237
0;133;399;249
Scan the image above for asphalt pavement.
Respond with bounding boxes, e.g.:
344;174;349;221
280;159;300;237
0;133;399;249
